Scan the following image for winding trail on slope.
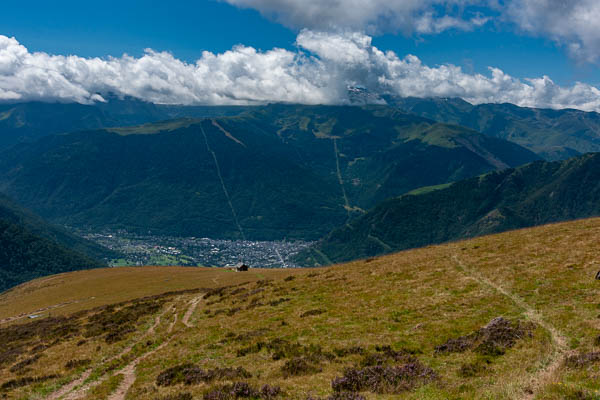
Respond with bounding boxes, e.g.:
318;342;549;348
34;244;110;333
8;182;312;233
49;304;173;400
0;297;95;325
47;370;93;400
182;294;203;328
452;254;571;400
108;311;178;400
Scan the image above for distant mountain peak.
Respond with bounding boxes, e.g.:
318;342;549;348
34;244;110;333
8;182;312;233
346;86;386;105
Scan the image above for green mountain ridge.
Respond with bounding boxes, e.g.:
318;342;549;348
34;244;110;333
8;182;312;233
297;152;600;265
389;96;600;160
4;96;600;162
0;96;253;150
0;104;538;240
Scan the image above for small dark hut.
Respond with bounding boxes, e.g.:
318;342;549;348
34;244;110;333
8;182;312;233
235;263;249;272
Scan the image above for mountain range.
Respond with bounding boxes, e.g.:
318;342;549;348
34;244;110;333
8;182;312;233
0;104;537;241
0;95;252;151
389;96;600;160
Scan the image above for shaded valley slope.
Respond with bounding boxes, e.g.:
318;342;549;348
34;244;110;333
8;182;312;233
0;194;110;292
298;152;600;265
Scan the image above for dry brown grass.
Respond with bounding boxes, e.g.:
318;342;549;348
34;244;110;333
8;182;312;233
2;218;600;399
0;267;299;323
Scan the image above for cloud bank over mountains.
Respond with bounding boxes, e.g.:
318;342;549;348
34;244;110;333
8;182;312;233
2;16;600;111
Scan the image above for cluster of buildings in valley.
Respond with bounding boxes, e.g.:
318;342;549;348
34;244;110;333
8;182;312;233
80;229;312;268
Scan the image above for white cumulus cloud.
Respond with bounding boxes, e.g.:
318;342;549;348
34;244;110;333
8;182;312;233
223;0;600;64
222;0;490;34
504;0;600;63
1;32;600;111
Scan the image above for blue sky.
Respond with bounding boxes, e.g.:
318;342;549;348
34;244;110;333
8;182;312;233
1;0;597;86
1;1;295;60
1;0;600;110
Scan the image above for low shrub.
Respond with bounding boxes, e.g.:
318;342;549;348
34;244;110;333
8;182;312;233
156;364;252;386
566;352;600;368
65;358;91;370
359;346;415;367
281;357;322;378
331;362;437;394
0;374;60;391
458;359;488;377
203;382;280;400
9;354;41;373
435;317;534;357
269;298;291;307
307;393;366;400
154;394;194;400
237;339;334;365
300;309;325;318
333;347;365;358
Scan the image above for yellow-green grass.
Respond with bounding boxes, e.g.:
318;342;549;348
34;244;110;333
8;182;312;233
0;267;297;323
107;119;200;135
2;218;600;399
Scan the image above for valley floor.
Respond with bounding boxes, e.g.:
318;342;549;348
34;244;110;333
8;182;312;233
77;229;312;268
2;218;600;399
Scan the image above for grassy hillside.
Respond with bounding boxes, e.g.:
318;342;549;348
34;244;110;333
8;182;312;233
298;152;600;265
1;219;600;399
0;105;538;240
389;96;600;160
